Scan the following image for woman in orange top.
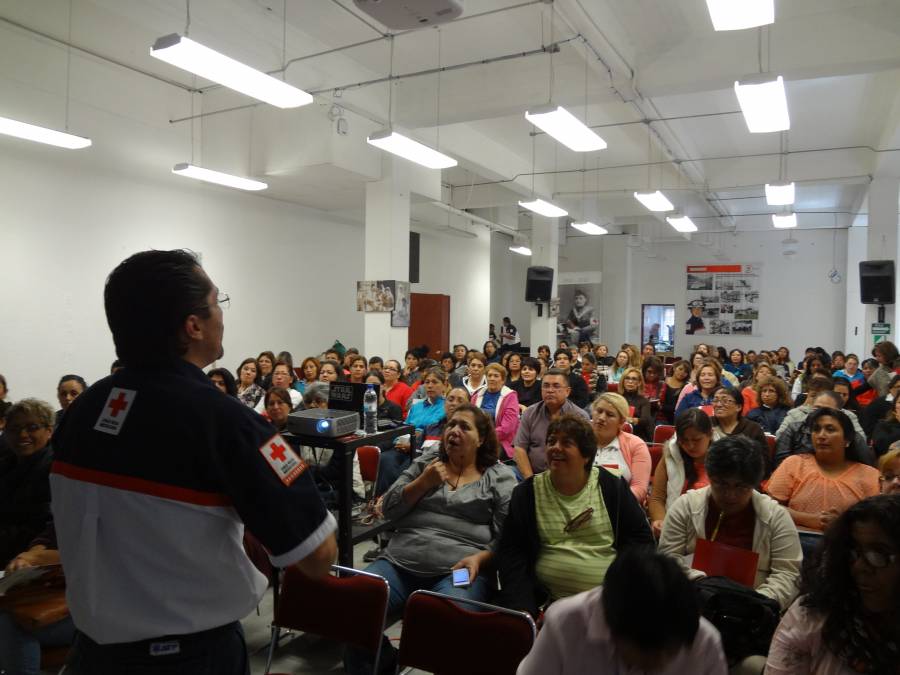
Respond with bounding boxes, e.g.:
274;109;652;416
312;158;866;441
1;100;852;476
767;407;880;534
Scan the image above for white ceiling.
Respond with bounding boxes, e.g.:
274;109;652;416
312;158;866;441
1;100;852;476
1;0;900;239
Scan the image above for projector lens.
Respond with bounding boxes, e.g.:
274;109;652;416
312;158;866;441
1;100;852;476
316;419;330;433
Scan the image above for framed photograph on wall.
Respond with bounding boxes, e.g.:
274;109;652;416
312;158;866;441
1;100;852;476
391;282;411;327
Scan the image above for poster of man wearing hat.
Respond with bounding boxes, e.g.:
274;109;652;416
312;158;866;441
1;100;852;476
686;300;706;335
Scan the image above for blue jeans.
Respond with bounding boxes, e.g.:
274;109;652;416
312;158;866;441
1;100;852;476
343;558;489;675
375;450;412;496
0;612;76;675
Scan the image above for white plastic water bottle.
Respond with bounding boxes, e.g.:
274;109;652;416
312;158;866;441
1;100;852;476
363;384;378;434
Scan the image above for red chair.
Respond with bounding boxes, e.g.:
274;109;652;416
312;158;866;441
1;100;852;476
265;565;390;675
621;422;633;434
653;425;676;446
356;445;380;500
648;443;664;474
606;381;618;393
398;590;536;675
764;434;776;464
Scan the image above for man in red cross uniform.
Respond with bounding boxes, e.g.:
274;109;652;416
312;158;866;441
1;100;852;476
50;249;336;674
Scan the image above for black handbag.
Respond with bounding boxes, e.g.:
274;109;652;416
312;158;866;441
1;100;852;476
695;576;781;664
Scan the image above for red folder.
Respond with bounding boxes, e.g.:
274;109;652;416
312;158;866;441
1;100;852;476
692;538;759;587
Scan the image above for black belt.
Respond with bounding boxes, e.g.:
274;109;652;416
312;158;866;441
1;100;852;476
75;620;240;657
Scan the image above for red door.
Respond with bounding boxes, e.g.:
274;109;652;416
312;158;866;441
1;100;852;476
408;293;450;359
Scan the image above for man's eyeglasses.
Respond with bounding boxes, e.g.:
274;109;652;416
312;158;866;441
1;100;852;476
849;548;897;569
712;397;735;406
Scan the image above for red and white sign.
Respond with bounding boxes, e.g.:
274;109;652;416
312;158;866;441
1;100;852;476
259;434;307;486
94;388;137;436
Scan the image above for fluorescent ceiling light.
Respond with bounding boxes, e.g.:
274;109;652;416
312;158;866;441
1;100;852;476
524;105;607;152
509;245;532;256
772;212;797;229
706;0;773;31
518;199;568;218
634;190;674;212
734;75;790;133
765;181;795;206
150;34;313;109
366;129;457;169
571;221;608;235
0;115;91;149
172;163;267;191
666;214;698;233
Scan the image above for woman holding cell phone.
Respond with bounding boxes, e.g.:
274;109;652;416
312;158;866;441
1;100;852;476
344;405;516;675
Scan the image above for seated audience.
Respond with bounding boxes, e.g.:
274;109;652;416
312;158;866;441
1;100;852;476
832;375;860;415
659;359;690;424
739;361;778;414
483;339;501;365
658;436;801;611
675;359;725;417
725;349;751;381
641;355;664;401
381;359;412;412
833;352;864;386
767;408;880;537
775;391;873;468
364;370;403;424
509;356;542;410
513;369;589;480
263;387;293;434
0;522;75;675
590;393;652;502
296;356;320;393
497;415;653;617
0;399;54;567
766;494;900;674
746;375;791;435
578;353;606;402
207;367;236;397
256;350;275;389
593;343;615;367
401;350;422;386
880;445;900;495
461;352;487;396
347;355;368;384
54;374;87;427
710;386;767;454
553;348;590;408
609;349;630;384
405;367;447;432
318;359;345;384
868;340;899;396
345;406;516;675
235;357;264;408
649;409;715;538
617;367;654;443
872;392;900;457
471;363;519;460
517;549;727;675
254;360;302;412
505;352;523;386
367;356;383;373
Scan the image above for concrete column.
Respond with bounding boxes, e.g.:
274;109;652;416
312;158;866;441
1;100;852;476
863;178;900;347
363;159;411;360
844;225;867;355
529;216;560;349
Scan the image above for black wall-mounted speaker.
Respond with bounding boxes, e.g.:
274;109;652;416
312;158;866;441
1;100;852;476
525;266;554;303
860;260;894;304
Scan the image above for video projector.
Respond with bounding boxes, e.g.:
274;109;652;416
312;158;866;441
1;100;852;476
287;409;360;438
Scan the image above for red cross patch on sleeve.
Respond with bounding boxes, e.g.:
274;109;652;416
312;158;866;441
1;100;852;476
258;434;307;486
94;388;137;436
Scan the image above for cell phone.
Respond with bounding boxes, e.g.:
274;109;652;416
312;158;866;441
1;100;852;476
452;568;470;588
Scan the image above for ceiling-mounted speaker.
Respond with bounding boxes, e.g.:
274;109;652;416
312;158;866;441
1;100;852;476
860;260;895;304
353;0;464;29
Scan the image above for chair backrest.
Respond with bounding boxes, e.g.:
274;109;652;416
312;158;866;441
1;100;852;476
764;434;776;462
621;422;633;434
398;590;536;675
606;381;618;393
653;424;676;445
272;565;388;654
648;442;664;473
357;445;381;484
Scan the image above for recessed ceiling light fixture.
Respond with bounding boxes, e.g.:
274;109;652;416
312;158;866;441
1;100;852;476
706;0;774;31
0;116;91;149
734;75;790;133
765;181;795;206
634;190;674;212
150;34;313;109
519;199;568;219
509;245;532;256
172;163;267;191
772;212;797;229
666;214;698;233
571;221;608;235
525;105;607;152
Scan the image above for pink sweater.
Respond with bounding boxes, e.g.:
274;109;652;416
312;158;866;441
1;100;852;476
614;431;653;503
471;386;520;458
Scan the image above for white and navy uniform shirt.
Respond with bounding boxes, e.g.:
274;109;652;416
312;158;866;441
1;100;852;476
50;360;336;644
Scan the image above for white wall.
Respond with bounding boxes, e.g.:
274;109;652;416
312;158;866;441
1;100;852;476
1;146;370;402
413;226;492;352
489;232;533;348
556;229;850;359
